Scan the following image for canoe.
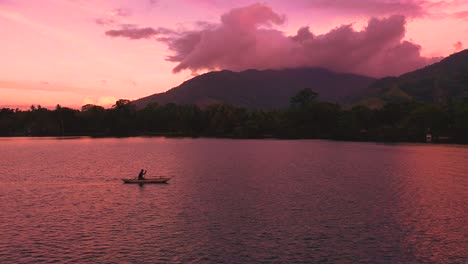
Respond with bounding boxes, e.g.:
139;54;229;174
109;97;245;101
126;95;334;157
122;177;171;184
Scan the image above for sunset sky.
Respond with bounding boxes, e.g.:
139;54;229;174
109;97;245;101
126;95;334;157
1;0;467;109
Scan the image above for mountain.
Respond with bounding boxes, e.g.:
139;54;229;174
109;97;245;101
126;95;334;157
361;49;468;107
134;68;375;109
135;50;468;109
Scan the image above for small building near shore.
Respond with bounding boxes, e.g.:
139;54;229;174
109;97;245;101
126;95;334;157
426;133;432;143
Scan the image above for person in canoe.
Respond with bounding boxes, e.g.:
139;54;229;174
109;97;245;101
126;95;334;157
137;169;147;180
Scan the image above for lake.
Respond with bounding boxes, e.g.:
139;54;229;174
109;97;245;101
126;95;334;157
0;138;467;263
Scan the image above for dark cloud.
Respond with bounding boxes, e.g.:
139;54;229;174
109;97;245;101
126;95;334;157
94;18;116;26
105;26;175;39
104;3;439;77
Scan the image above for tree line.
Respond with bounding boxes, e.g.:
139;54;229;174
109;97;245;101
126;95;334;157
1;89;468;143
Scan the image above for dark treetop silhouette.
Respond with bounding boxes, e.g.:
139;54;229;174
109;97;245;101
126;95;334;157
1;91;468;144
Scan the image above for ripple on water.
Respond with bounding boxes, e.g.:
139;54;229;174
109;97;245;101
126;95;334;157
0;138;467;263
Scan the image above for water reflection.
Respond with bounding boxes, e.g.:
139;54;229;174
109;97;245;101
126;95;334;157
389;146;468;263
0;138;466;263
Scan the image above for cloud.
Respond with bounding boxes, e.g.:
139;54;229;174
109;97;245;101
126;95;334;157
93;6;133;26
453;10;468;19
0;0;14;5
166;4;438;77
0;80;109;94
105;3;439;77
223;2;285;28
300;0;429;17
109;7;131;17
94;17;116;26
105;25;175;39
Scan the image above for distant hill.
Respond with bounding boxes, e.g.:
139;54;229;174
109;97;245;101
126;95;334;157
134;50;468;109
134;68;375;109
361;49;468;108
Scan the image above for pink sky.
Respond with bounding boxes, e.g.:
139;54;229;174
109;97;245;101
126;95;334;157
1;0;467;109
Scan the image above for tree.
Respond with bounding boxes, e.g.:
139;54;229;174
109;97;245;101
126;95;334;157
108;99;137;136
113;99;132;109
290;88;318;109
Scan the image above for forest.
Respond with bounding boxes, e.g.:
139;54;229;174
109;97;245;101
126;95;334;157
1;89;468;144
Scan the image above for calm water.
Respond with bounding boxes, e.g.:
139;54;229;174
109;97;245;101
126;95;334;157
0;138;467;263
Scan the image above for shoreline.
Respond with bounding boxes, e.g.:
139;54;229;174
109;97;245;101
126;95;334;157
0;134;465;146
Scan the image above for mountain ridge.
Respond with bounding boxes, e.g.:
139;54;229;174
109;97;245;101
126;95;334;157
134;67;375;109
361;49;468;107
134;49;468;109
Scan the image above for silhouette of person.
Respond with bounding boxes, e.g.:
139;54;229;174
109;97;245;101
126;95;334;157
138;169;146;180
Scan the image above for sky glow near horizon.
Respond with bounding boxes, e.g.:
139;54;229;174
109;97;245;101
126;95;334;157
1;0;467;109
